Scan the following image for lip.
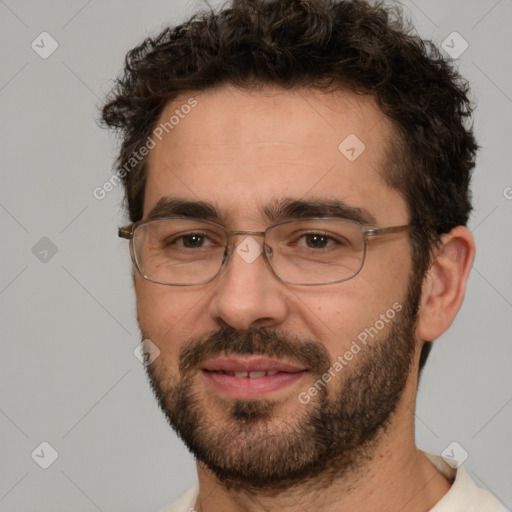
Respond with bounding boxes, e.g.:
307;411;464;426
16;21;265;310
201;356;306;373
200;356;308;399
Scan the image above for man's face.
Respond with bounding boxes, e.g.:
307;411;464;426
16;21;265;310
136;85;421;490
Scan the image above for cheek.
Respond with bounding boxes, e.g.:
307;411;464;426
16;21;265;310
135;278;208;358
285;287;367;363
294;259;412;358
136;280;170;334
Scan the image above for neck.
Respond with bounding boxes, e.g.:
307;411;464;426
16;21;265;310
195;446;450;512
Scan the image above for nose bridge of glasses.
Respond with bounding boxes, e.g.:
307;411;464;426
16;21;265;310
218;229;275;285
225;229;267;252
228;230;266;237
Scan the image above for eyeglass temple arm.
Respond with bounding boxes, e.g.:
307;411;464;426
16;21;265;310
118;225;134;239
364;225;412;237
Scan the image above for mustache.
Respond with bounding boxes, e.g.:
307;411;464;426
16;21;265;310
179;326;331;376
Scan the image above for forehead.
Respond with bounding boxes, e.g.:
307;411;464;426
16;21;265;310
144;85;408;226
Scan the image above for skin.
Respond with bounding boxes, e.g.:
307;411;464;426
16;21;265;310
135;85;475;511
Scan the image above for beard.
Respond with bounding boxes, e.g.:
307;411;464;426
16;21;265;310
142;276;422;495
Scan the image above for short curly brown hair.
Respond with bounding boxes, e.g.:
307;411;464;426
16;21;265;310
101;0;478;368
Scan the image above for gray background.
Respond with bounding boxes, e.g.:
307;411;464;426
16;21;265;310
1;0;511;510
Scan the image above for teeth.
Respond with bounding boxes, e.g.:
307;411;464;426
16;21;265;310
214;370;280;377
248;371;266;378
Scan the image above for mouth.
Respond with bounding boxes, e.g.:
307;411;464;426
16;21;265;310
200;356;308;399
206;370;282;377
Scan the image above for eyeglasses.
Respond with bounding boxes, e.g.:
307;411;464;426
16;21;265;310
118;217;412;286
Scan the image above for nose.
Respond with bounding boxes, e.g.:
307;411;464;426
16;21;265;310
208;235;289;331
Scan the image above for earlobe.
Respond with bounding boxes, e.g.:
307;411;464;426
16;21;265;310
416;226;475;341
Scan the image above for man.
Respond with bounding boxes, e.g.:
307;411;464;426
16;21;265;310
101;0;505;510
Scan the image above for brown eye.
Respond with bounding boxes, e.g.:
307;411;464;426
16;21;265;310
181;234;205;248
304;234;329;248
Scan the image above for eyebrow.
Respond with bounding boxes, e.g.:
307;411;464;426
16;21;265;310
263;198;377;226
146;197;223;222
145;197;377;226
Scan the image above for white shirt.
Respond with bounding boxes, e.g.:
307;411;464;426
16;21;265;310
159;453;506;511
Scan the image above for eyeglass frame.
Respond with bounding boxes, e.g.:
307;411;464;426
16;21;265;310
118;216;413;286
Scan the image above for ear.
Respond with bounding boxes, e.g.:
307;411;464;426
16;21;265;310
416;226;475;341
